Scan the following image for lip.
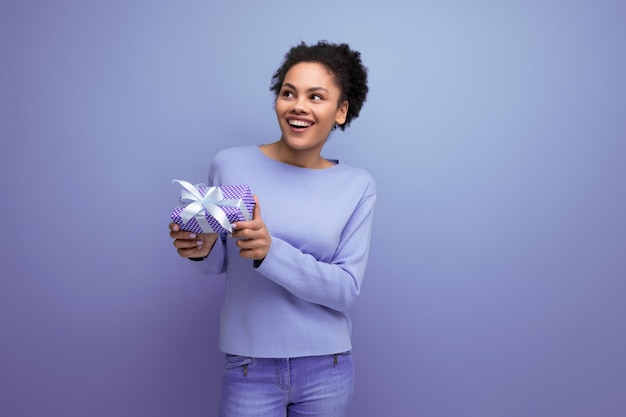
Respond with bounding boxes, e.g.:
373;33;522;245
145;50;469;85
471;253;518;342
286;117;315;130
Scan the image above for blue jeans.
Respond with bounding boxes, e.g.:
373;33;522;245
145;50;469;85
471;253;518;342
218;352;354;417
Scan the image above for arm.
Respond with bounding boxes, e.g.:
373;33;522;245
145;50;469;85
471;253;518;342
232;194;376;312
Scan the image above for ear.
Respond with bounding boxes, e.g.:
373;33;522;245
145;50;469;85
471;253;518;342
335;100;349;125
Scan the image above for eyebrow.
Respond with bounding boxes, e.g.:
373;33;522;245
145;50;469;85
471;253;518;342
282;82;329;94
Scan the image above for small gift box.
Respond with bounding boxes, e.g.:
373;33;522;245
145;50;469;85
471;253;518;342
171;179;255;234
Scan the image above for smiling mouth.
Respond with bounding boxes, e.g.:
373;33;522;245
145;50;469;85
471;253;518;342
287;119;313;128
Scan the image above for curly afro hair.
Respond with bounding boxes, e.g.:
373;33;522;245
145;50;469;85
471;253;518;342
270;41;369;131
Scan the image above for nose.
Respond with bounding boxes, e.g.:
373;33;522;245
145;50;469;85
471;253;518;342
291;97;308;114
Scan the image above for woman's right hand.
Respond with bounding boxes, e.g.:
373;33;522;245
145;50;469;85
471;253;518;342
169;223;219;258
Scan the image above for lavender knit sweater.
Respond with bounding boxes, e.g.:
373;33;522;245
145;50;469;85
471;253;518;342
197;146;376;358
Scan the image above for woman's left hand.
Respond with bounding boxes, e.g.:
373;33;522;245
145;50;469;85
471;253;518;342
230;195;271;261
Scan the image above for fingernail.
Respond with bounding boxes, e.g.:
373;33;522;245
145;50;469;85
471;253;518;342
189;233;197;238
196;240;203;246
230;224;237;230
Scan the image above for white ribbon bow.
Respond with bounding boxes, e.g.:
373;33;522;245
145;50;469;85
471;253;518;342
173;179;251;233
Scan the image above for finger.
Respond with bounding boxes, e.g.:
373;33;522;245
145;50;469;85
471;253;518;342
235;237;255;250
231;195;262;232
177;246;207;258
236;241;256;256
169;222;194;238
237;246;266;260
170;229;198;240
252;194;261;220
173;237;205;249
237;248;258;260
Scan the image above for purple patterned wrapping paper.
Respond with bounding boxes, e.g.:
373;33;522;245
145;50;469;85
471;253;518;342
171;183;255;234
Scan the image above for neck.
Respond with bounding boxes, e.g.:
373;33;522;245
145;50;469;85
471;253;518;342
262;140;333;169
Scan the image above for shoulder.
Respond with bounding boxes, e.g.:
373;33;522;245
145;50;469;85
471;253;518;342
210;146;260;171
333;162;377;198
208;146;260;183
212;145;258;163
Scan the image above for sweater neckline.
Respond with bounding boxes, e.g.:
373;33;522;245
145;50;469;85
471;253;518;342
254;145;340;171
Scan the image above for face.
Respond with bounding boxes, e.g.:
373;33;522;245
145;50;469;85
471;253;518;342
275;62;348;154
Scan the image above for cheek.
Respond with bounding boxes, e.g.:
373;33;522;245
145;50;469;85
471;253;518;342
275;101;293;118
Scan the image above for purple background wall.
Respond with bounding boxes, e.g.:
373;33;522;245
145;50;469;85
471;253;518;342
2;1;625;416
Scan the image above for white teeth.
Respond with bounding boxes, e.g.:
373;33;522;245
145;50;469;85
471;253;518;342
288;119;311;128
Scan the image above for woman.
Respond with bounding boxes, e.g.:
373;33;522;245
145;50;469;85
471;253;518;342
169;41;376;417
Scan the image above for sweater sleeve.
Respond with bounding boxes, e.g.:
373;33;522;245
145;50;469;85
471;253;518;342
254;193;376;312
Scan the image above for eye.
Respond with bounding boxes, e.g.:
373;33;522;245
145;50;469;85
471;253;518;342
281;90;295;98
311;94;324;101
